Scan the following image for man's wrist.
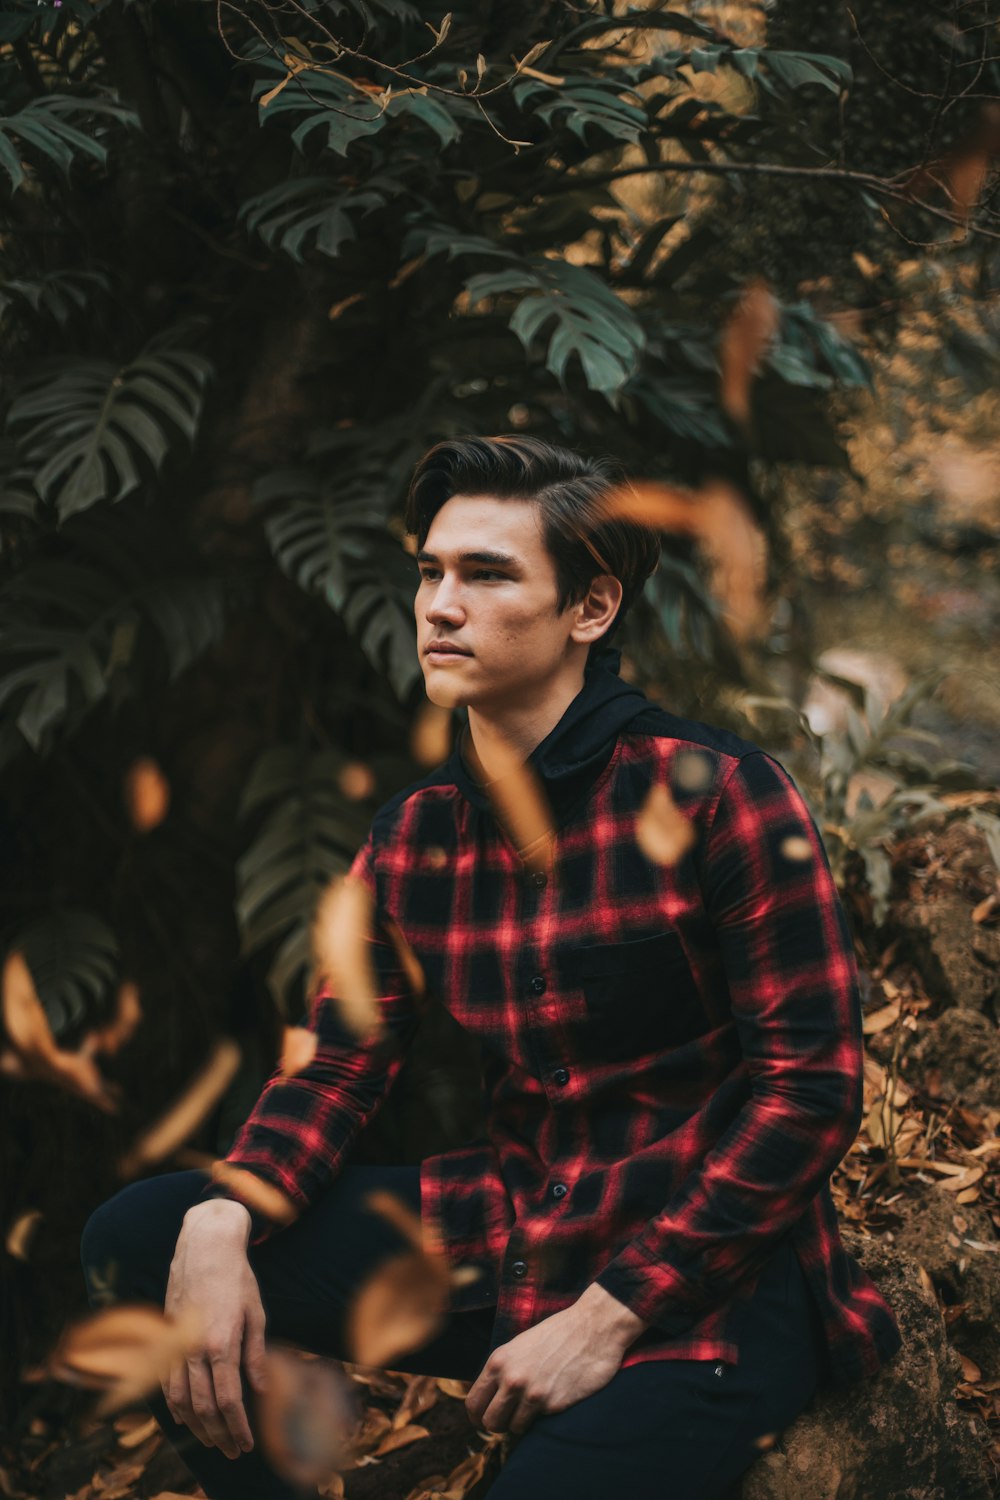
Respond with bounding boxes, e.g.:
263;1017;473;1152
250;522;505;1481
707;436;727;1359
183;1198;253;1244
574;1280;650;1348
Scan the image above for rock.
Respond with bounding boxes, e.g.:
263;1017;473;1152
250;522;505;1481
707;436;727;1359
907;1008;1000;1110
890;816;1000;1015
889;1190;1000;1384
740;1230;992;1500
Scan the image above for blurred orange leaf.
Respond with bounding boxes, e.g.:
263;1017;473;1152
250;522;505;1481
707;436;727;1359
1;950;118;1113
46;1304;201;1415
120;1038;242;1177
311;876;383;1042
256;1346;355;1488
719;278;778;426
123;758;170;832
636;784;695;866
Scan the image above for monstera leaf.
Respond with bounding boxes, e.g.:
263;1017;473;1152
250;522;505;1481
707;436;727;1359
6;340;212;520
0;94;138;192
254;469;420;697
12;910;119;1041
0;513;229;762
239;177;391;262
236;746;371;1011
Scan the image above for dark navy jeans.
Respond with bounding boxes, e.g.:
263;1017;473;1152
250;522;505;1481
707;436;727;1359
81;1167;826;1499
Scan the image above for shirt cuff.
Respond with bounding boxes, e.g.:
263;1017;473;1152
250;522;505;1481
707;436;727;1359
196;1168;296;1246
593;1241;708;1335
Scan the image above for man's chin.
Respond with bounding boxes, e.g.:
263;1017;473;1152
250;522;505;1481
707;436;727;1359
421;671;471;712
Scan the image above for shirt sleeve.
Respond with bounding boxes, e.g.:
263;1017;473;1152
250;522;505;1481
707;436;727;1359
592;749;864;1332
198;833;422;1244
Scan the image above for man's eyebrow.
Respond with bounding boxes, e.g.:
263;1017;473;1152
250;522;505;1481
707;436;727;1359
416;549;521;568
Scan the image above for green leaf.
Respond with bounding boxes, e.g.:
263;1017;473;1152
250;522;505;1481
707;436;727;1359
14;910;119;1040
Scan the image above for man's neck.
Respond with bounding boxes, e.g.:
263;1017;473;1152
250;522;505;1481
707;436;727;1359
467;663;587;782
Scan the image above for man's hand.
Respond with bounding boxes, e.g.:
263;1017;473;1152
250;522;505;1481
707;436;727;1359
161;1199;267;1460
464;1283;648;1437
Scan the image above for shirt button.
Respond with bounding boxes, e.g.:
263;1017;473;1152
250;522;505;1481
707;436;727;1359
552;1067;570;1085
529;975;546;995
532;872;547;888
552;1183;568;1199
511;1260;528;1278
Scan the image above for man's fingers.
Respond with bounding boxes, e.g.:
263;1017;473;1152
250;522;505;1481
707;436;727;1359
188;1357;239;1458
210;1355;254;1453
165;1363;212;1448
243;1303;269;1396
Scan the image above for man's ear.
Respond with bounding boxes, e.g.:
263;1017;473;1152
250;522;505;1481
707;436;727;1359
569;574;623;647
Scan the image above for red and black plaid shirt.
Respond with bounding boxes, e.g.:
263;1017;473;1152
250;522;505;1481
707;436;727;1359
212;659;902;1389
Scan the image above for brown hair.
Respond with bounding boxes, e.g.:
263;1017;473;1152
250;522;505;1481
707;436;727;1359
404;435;659;642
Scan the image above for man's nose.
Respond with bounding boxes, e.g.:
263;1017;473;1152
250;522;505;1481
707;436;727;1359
425;574;464;624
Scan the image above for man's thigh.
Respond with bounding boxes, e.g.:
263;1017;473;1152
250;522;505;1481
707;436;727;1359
81;1163;495;1383
484;1242;823;1500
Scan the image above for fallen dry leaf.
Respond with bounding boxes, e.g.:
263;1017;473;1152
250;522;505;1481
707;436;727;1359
374;1422;431;1456
115;1414;160;1450
119;1038;242;1177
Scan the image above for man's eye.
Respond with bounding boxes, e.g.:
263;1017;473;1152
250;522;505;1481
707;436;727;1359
473;570;504;581
419;569;440;581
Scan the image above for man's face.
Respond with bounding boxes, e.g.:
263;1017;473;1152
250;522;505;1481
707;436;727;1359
415;494;583;711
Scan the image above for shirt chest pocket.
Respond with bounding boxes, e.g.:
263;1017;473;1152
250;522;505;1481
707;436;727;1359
560;930;704;1063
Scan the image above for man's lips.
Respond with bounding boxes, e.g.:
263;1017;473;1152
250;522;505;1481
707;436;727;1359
424;643;472;657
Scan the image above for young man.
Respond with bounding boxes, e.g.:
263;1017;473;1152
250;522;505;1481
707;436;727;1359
83;435;902;1500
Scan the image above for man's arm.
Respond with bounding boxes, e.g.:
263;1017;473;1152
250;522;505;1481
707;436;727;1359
198;835;421;1239
590;749;864;1331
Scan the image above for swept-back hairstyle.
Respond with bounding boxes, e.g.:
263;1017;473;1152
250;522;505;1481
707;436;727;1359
404;435;660;643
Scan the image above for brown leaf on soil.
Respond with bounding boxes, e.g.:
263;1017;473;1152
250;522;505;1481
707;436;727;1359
636;783;696;866
256;1346;355;1489
719;279;779;427
374;1422;431;1456
119;1038;242;1177
863;999;903;1035
435;1377;471;1399
123;757;170;832
115;1414;160;1449
959;1352;983;1383
392;1374;439;1429
46;1304;201;1415
311;876;383;1042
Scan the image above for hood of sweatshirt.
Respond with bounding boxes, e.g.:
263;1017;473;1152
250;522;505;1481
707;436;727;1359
448;646;661;828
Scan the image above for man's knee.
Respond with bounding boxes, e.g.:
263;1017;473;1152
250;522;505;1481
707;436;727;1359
80;1170;207;1308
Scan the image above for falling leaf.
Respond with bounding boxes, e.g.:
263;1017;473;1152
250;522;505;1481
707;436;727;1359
1;949;117;1112
329;292;366;321
958;1351;982;1383
208;1162;299;1229
780;836;813;863
696;482;769;643
383;917;427;1006
119;1038;242;1177
596;478;696;533
338;762;376;800
347;1191;453;1368
280;1026;318;1076
636;784;696;866
470;735;555;874
752;1430;778;1450
411;702;453;768
311;876;383;1042
671;749;713;794
719;278;779;427
46;1304;201;1416
123;758;170;832
256;1346;356;1489
90;982;143;1055
5;1208;43;1262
